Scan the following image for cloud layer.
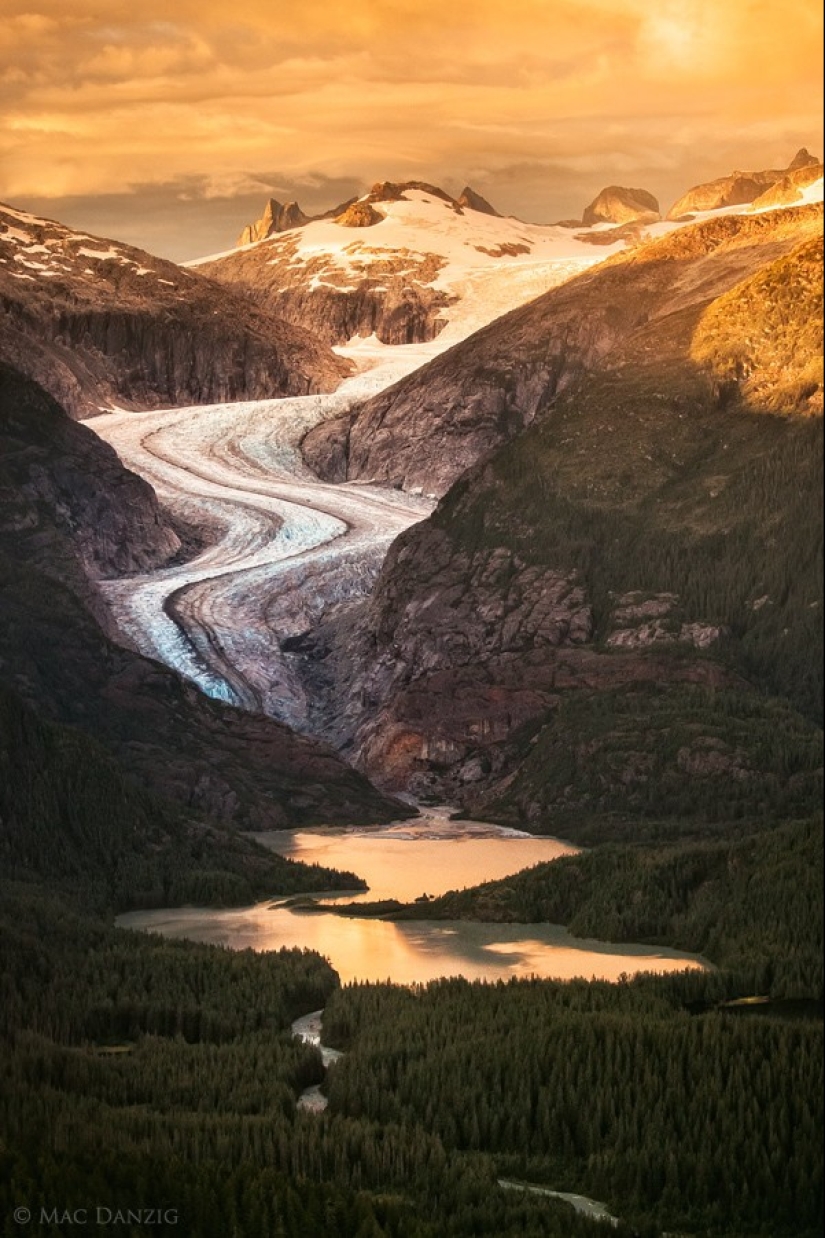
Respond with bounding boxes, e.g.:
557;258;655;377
2;0;822;258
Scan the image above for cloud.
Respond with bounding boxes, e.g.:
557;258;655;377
0;0;821;255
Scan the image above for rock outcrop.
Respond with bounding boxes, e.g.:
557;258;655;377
788;147;819;171
335;201;384;228
666;149;819;219
457;186;501;216
236;198;311;245
582;185;661;226
0;203;347;418
750;160;823;210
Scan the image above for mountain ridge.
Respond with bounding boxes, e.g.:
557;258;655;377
290;204;823;811
0;202;347;419
301;202;823;497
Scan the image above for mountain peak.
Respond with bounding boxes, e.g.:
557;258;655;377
788;147;819;170
236;199;309;247
456;186;501;216
581;185;661;226
366;180;456;206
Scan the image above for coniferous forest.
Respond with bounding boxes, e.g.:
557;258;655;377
2;658;823;1237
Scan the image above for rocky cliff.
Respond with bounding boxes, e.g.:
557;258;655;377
456;186;501;216
666;148;819;219
0;203;347;419
581;185;660;226
0;363;182;632
291;205;823;817
236;197;312;245
750;160;824;210
302;204;822;496
0;366;408;829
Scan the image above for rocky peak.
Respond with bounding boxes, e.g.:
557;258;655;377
749;161;824;211
334;200;384;228
366;180;456;206
788;147;819;170
236;198;309;246
456;186;501;216
582;185;661;226
665;152;820;220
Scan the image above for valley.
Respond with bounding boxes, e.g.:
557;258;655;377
1;158;823;1238
90;218;607;729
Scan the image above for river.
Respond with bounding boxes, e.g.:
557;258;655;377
118;808;705;985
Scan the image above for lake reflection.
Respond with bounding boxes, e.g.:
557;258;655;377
118;810;706;984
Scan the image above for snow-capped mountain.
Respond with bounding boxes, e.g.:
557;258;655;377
0;202;346;418
192;181;634;353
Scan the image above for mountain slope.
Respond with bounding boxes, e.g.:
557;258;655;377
303;203;822;496
0;363;182;629
666;148;818;218
0;682;366;911
0;203;347;419
0;367;407;829
290;206;823;816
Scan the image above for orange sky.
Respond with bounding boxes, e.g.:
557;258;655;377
1;0;822;259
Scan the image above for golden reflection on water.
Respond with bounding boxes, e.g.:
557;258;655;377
118;812;706;984
258;817;578;903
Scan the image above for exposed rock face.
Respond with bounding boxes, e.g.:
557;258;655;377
0;203;347;418
788;147;819;170
0;364;181;633
294;530;738;803
0;366;179;575
303;204;823;496
582;185;661;226
457;186;501;216
666;150;819;219
209;231;453;347
750;161;823;210
293;204;823;807
335;201;384;228
0;366;407;829
236;198;310;245
364;180;457;207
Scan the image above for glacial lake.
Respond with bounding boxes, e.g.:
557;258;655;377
118;809;706;984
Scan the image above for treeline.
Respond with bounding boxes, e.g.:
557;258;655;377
0;884;636;1238
323;975;824;1236
0;682;365;913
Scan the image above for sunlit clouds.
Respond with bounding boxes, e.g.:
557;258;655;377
1;0;821;259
